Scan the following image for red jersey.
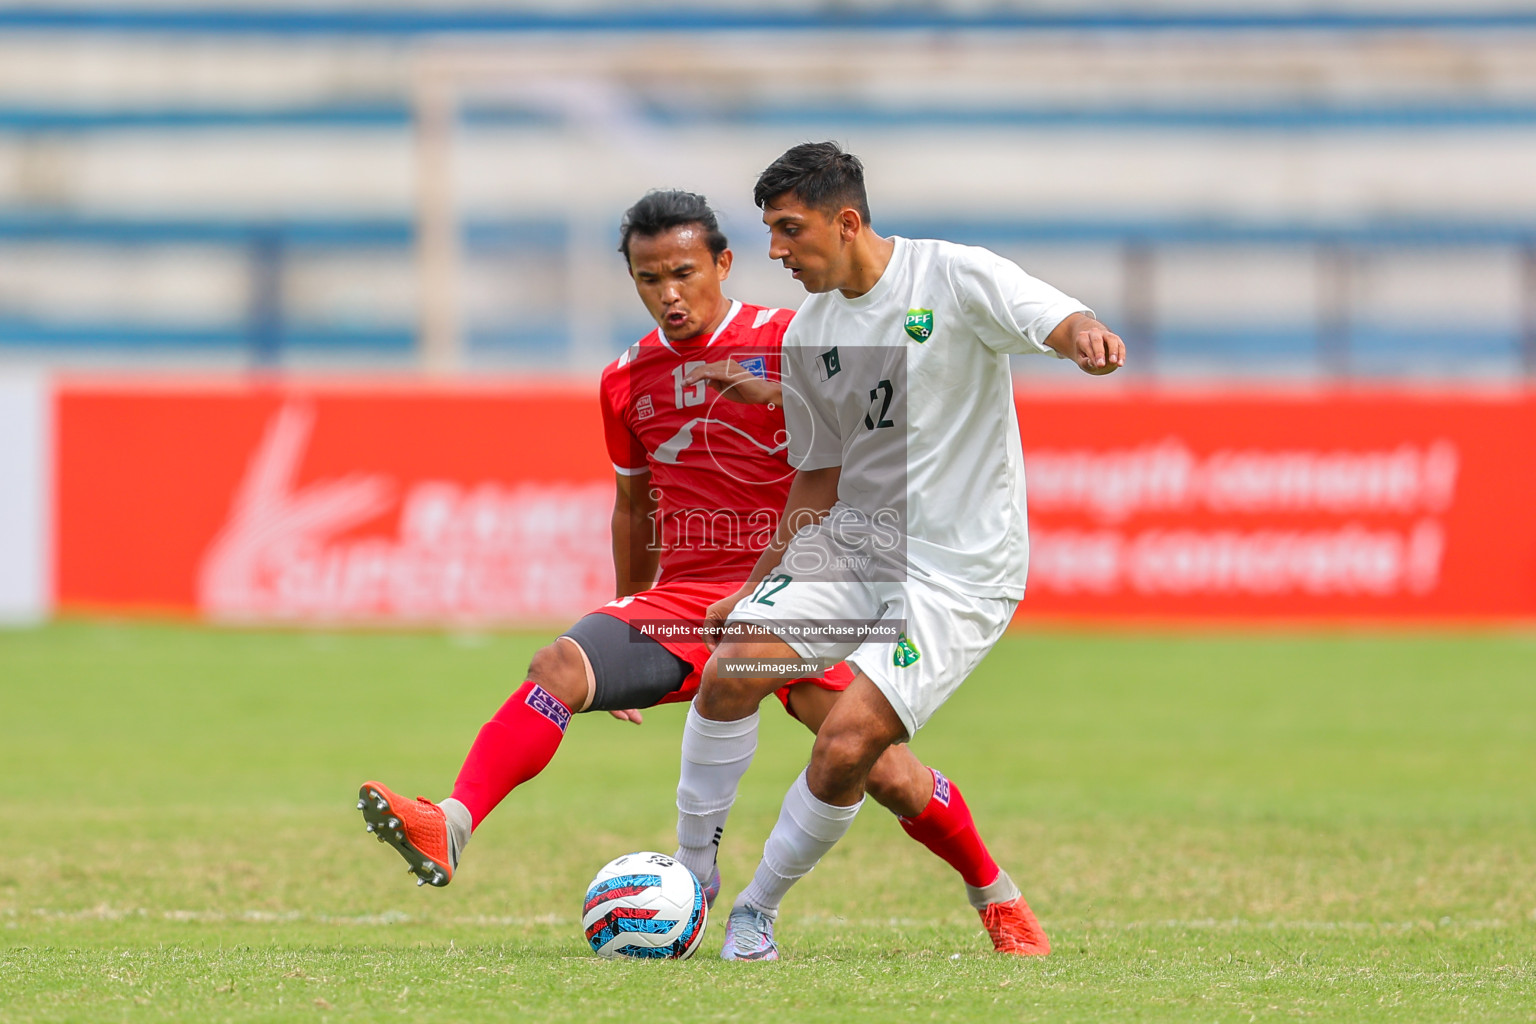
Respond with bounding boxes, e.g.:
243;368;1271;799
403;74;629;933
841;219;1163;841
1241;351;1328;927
600;300;795;586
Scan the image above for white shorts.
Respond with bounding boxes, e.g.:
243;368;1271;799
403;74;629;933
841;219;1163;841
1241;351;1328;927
727;529;1018;737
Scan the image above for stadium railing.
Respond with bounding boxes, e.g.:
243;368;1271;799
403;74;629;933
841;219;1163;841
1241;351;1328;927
11;102;1536;134
4;7;1536;34
3;209;1533;374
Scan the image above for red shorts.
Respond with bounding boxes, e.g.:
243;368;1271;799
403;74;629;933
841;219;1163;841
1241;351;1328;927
590;579;855;711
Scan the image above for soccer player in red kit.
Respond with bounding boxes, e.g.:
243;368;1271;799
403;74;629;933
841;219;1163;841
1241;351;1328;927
357;190;1047;955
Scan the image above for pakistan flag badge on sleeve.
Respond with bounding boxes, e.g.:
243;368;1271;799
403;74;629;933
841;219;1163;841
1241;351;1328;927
893;631;922;668
904;309;933;343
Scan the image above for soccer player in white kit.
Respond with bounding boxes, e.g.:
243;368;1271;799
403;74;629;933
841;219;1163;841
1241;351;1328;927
673;142;1125;960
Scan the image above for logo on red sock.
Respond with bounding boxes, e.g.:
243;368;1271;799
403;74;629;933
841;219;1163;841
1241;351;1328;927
931;769;952;808
526;684;572;733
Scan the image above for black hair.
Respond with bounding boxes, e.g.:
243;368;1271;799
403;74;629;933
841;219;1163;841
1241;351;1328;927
617;190;729;262
753;141;871;224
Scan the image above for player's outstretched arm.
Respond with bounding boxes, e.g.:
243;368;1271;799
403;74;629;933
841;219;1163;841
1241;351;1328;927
1044;312;1126;375
683;358;783;406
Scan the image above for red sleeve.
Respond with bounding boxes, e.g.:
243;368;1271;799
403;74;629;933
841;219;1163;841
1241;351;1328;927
600;361;648;475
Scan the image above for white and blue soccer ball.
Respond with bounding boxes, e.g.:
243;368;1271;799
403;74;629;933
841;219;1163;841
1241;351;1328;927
582;851;708;960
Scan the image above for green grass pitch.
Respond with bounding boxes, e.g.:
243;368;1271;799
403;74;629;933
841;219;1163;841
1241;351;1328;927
2;621;1533;1022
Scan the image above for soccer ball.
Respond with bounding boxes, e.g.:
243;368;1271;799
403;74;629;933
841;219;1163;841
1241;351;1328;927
582;851;708;960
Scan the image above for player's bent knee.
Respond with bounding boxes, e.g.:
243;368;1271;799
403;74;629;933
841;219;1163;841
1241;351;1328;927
809;725;884;788
695;670;760;717
525;641;588;711
696;642;782;718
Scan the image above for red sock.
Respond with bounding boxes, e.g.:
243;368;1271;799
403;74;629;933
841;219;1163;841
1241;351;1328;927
449;681;572;828
898;768;1000;888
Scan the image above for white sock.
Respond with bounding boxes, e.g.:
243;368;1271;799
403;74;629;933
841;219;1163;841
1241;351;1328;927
439;797;472;870
674;704;759;885
737;770;863;915
966;868;1021;910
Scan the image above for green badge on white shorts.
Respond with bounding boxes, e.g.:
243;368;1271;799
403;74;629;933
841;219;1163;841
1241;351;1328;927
893;631;921;668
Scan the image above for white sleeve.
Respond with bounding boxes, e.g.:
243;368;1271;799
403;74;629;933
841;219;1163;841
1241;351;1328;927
950;246;1091;357
782;336;843;471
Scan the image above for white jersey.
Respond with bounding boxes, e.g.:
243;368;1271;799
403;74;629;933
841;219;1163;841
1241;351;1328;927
781;236;1088;598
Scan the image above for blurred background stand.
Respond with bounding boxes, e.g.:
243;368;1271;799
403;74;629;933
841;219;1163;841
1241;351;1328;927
1;3;1535;377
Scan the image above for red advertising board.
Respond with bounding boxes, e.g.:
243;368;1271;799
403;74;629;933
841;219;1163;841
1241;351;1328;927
1015;388;1536;623
55;379;617;623
54;379;1536;625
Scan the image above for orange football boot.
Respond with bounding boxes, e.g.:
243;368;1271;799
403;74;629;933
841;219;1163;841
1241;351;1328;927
980;896;1051;956
357;781;454;887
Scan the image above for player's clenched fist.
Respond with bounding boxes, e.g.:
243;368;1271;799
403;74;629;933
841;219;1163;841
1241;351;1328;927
1045;311;1125;375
